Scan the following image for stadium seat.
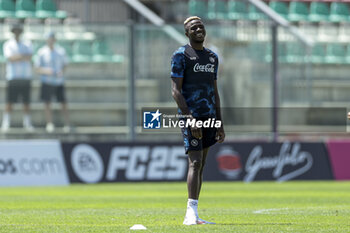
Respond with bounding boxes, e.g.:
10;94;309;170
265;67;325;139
309;2;330;22
0;41;5;62
36;0;67;19
288;1;309;22
57;41;73;62
310;44;326;63
248;4;268;21
208;0;227;20
16;0;36;18
346;45;350;63
269;1;288;19
92;40;124;63
72;41;92;63
32;41;45;53
325;44;346;64
286;43;307;63
329;2;350;23
249;42;267;62
31;40;46;62
188;0;207;19
0;0;16;18
265;43;287;63
228;0;248;20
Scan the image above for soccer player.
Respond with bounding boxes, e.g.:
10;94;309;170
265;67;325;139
171;16;225;225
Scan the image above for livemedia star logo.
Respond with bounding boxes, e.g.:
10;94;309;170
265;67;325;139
143;109;222;129
143;109;162;129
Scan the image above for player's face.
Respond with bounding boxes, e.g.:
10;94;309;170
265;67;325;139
186;20;206;43
12;29;22;37
47;37;56;47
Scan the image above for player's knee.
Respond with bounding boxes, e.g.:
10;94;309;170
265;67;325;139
190;159;202;172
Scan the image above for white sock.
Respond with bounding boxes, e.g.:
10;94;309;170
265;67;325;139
2;113;10;126
186;199;199;218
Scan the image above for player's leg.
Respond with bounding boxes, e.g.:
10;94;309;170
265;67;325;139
198;147;209;197
57;85;70;132
22;80;34;131
195;126;218;224
41;83;54;132
44;102;54;133
198;127;217;196
2;80;15;132
187;150;203;200
184;149;203;225
1;80;18;132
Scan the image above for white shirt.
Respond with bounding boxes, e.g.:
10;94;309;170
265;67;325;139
3;39;33;80
35;45;68;86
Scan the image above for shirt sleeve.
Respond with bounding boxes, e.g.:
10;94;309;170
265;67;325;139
25;41;33;55
170;51;185;78
3;41;13;59
34;52;42;68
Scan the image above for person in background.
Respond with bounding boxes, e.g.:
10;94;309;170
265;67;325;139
35;32;70;133
1;24;34;132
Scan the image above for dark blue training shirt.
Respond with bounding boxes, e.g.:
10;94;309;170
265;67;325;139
171;44;219;118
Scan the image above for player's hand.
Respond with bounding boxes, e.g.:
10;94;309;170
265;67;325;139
348;112;350;119
56;71;63;78
216;127;225;143
191;126;202;139
189;116;202;139
44;68;55;76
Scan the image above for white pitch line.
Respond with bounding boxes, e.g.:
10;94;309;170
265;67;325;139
253;208;289;214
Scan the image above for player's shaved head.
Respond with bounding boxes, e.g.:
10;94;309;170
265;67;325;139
184;16;202;32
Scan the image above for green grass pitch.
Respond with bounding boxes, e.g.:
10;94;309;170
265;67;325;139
0;181;350;232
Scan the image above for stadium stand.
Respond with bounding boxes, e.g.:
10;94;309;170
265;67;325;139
329;2;350;22
248;4;268;21
208;0;227;20
325;43;346;64
285;42;307;63
15;0;36;19
92;40;124;63
188;0;207;19
288;1;309;22
309;1;330;22
228;0;248;20
35;0;67;19
72;40;93;63
269;1;288;19
310;43;326;63
0;0;16;19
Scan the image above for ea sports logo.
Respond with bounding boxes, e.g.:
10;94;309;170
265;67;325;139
71;144;104;183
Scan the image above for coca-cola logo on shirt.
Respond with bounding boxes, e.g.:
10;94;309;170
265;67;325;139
193;63;215;73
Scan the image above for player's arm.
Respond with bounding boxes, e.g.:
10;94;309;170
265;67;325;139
4;43;32;62
34;54;54;75
171;78;190;115
214;80;225;143
171;78;202;139
7;54;32;62
35;67;54;75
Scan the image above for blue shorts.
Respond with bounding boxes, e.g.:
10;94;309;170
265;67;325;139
181;118;218;154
